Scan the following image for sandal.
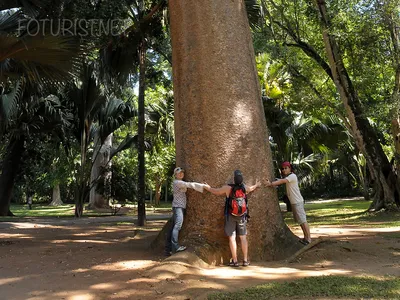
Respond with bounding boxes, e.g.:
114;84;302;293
242;261;250;267
299;239;310;245
228;261;239;267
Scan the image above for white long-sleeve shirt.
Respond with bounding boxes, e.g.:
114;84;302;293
172;179;205;208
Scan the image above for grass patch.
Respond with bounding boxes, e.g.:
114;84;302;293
284;200;400;228
208;275;400;300
0;203;173;221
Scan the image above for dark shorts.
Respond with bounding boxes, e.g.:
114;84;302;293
224;215;247;237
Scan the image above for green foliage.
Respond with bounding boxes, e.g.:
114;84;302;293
208;275;400;300
284;199;400;228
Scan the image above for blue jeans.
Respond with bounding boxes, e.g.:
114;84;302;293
165;207;185;253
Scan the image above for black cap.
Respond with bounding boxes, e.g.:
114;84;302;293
234;170;243;185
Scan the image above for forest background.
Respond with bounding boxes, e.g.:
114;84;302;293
1;0;399;218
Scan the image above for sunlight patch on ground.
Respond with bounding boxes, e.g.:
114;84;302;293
200;266;351;280
0;233;30;239
51;239;111;244
2;222;50;229
92;260;155;271
58;292;95;300
90;282;115;290
0;276;23;286
72;268;90;273
72;230;121;237
309;226;400;240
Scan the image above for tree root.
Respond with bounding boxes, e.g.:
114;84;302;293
285;238;324;263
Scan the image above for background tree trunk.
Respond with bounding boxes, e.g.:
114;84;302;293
315;0;400;211
164;0;300;264
0;137;25;216
137;38;147;226
89;133;113;209
155;180;161;206
50;184;63;206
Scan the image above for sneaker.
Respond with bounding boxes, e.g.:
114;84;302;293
164;251;172;257
228;261;239;267
176;245;187;252
242;261;250;266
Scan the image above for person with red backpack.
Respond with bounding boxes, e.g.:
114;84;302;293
204;170;261;267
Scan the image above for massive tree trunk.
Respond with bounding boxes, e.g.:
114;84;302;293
315;0;400;211
0;136;25;216
88;133;113;209
137;38;147;226
164;0;300;264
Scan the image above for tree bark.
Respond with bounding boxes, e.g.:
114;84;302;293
163;0;300;264
0;136;25;216
88;133;113;209
50;184;63;206
137;38;147;226
315;0;399;211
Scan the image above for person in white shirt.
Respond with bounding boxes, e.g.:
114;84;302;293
265;161;311;245
165;167;208;256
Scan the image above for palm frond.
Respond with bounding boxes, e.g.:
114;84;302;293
0;0;48;17
0;78;25;130
110;134;152;160
0;33;85;85
0;9;23;33
245;0;263;30
98;98;135;143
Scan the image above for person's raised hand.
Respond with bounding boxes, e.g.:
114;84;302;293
203;182;211;191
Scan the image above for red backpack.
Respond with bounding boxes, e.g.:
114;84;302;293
227;184;247;216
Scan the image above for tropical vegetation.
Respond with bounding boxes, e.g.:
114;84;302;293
1;0;399;222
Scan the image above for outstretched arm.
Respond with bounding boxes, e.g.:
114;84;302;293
265;178;288;187
204;184;231;196
246;180;261;193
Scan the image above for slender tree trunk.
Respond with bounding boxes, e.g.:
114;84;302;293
0;136;25;216
161;0;300;264
137;38;147;226
89;133;113;209
315;0;399;211
155;180;161;206
75;124;89;217
50;184;63;206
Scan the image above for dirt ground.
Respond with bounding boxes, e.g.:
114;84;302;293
0;214;399;300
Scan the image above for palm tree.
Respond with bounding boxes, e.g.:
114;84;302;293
99;0;168;225
88;98;137;209
0;94;72;216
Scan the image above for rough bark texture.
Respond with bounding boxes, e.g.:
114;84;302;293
165;0;300;264
0;137;25;216
50;184;63;206
316;0;399;211
88;133;112;209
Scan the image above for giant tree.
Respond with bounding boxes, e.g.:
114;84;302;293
165;0;300;263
